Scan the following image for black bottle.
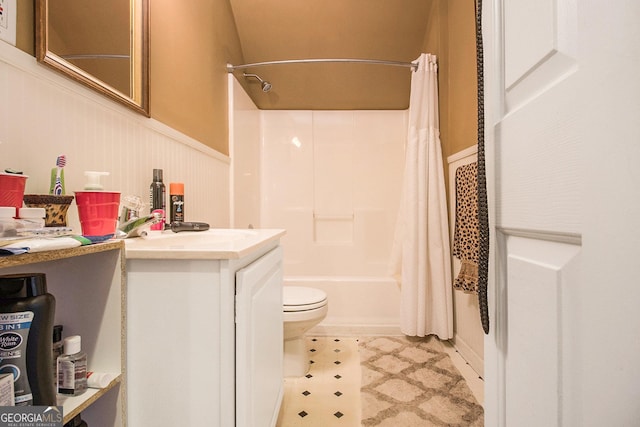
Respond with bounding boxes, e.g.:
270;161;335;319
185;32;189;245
52;324;63;386
0;273;56;405
64;414;88;427
149;169;166;227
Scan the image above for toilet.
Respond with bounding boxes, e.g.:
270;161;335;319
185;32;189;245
283;286;328;377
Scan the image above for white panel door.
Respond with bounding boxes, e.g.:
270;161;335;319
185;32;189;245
484;1;640;426
235;246;284;427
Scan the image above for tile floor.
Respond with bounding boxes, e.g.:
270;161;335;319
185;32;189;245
276;336;484;426
277;337;362;426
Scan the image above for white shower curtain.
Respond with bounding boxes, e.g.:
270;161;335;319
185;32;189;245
390;53;453;339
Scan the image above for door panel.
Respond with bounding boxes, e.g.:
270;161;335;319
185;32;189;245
498;81;581;233
504;236;580;426
504;0;577;108
490;0;584;423
498;0;581;233
235;246;284;427
485;0;640;425
504;0;556;88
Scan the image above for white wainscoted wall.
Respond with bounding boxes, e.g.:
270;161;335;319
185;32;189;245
448;146;484;377
0;43;230;230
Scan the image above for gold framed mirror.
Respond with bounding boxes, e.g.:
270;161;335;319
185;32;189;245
35;0;149;116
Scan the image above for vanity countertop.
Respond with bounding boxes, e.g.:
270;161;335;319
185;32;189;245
124;228;286;260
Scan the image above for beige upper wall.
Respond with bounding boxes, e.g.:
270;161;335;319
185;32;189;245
444;0;478;159
229;0;433;110
150;0;243;155
421;0;448;160
15;1;475;158
16;2;34;54
423;0;477;195
16;0;242;155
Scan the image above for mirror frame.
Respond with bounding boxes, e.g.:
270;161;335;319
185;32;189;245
35;0;150;117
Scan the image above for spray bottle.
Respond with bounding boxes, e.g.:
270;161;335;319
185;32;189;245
149;169;166;230
169;182;184;224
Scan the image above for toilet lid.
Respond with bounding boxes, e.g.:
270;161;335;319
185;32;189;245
283;286;327;311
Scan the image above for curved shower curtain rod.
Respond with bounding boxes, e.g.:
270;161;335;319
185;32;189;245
226;58;419;72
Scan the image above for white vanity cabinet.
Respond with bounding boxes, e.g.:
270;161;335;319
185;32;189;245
125;229;285;427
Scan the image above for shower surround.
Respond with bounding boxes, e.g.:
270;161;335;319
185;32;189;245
230;78;406;334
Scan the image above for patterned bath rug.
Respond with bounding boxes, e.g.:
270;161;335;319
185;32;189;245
359;335;484;426
277;337;362;426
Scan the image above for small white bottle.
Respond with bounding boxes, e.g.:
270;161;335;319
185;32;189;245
57;335;87;396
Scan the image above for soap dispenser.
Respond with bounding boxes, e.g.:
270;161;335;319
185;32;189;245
83;171;109;190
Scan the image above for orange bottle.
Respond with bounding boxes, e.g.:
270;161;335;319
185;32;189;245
169;182;184;224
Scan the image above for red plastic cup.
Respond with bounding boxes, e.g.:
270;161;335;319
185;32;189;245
75;191;121;237
0;172;28;214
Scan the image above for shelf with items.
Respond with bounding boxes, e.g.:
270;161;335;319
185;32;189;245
0;241;123;268
0;241;125;426
58;376;122;422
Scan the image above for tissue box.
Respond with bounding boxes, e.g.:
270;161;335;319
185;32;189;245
0;373;15;406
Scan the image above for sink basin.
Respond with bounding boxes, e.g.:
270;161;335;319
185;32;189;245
124;228;285;260
141;229;257;244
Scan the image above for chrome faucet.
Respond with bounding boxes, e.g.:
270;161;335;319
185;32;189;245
115;212;163;238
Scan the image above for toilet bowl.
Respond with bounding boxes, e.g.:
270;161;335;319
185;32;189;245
283;286;328;377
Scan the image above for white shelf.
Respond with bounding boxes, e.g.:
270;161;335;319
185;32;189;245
58;375;122;421
0;242;125;426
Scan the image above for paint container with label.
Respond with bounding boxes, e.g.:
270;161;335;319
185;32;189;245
169;182;184;224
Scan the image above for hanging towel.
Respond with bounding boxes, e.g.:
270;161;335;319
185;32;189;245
453;162;479;293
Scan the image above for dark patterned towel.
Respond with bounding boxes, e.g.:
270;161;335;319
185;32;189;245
453;162;479;293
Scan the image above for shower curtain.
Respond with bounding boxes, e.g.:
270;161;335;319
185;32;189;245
390;53;453;339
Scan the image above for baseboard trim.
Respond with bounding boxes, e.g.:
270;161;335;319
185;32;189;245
452;334;484;377
310;323;403;337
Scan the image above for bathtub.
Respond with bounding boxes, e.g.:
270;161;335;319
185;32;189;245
284;276;402;336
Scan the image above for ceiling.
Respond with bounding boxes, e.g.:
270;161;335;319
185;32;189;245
228;0;434;110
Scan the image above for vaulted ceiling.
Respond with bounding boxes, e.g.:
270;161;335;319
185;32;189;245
228;0;434;110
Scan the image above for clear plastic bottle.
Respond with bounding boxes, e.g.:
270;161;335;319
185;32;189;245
57;335;87;396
